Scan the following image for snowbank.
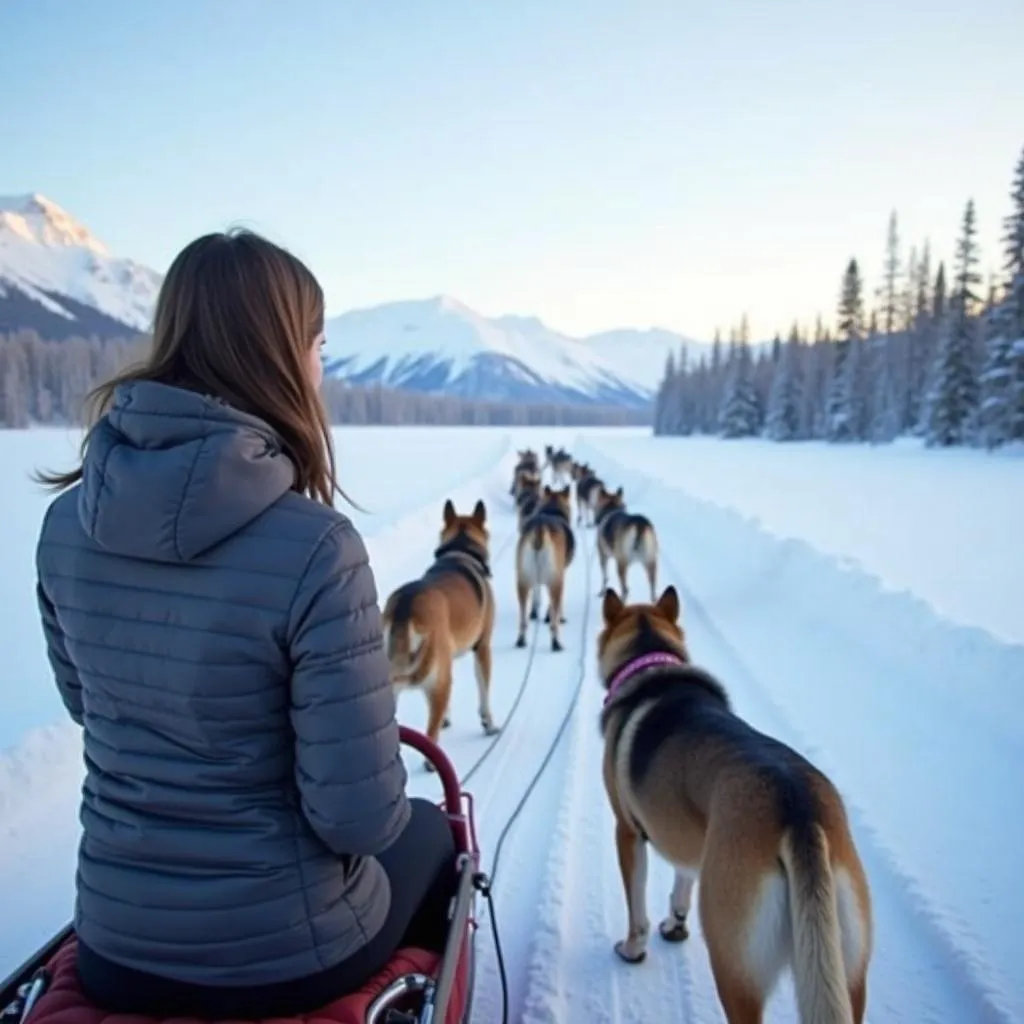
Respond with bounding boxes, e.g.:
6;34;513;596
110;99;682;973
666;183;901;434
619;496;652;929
583;432;1024;645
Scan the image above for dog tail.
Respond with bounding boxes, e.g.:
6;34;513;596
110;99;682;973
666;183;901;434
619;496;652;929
778;825;854;1024
518;526;553;583
383;586;427;672
387;619;427;677
633;519;658;562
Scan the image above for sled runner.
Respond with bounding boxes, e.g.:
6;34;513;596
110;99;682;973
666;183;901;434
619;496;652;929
0;727;482;1024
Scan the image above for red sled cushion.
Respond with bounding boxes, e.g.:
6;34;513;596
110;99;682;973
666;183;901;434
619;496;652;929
28;938;470;1024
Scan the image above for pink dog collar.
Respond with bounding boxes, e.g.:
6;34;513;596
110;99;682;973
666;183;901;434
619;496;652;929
604;651;686;706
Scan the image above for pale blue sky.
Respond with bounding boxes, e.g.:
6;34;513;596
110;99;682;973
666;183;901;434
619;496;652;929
2;0;1021;340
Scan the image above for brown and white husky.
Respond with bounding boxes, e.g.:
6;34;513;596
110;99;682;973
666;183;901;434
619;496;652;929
382;499;499;769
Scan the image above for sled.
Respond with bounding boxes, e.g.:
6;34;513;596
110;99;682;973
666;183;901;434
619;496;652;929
0;726;481;1024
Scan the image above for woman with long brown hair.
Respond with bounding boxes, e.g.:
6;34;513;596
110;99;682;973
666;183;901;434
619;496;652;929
33;230;457;1019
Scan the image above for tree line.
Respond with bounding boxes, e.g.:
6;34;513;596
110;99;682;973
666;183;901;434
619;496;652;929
0;331;648;429
654;145;1024;449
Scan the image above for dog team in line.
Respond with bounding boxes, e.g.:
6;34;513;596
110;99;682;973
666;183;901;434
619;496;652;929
379;443;873;1024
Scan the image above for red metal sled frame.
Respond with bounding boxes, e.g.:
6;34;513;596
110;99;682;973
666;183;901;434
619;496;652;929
0;726;480;1024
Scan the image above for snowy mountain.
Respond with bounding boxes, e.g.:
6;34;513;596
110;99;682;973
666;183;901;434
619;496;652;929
0;193;161;341
324;297;701;407
0;193;702;408
584;326;699;390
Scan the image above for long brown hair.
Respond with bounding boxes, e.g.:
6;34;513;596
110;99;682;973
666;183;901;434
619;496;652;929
35;229;346;507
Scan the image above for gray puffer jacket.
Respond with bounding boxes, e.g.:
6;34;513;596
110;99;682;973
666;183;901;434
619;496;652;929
35;380;411;987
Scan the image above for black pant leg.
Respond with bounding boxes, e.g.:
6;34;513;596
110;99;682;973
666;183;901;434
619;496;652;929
373;796;458;953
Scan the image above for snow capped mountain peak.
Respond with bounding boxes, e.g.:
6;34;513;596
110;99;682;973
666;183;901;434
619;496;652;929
323;296;703;407
0;193;109;256
0;193;161;332
434;293;474;315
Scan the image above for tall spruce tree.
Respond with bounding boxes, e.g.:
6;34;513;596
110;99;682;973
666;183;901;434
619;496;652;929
999;145;1024;440
878;211;903;336
977;283;1015;447
1001;145;1024;341
826;258;865;440
718;339;761;437
765;322;803;440
924;200;981;445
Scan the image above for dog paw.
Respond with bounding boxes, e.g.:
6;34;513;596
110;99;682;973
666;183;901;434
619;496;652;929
514;634;527;648
529;607;539;621
442;716;452;729
551;637;563;652
613;938;647;964
658;914;689;943
482;721;501;736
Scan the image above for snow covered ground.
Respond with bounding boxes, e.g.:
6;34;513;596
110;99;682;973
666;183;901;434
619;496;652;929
2;425;1021;1023
584;433;1024;645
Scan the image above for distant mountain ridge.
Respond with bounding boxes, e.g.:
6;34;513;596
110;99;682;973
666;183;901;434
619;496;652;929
323;296;701;407
0;194;705;407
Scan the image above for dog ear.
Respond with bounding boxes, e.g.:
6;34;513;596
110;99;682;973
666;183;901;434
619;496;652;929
615;486;624;499
656;585;681;624
602;588;625;624
560;486;570;497
472;499;486;524
442;499;456;526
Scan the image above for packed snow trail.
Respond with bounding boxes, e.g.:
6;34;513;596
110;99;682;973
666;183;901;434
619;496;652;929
388;459;601;1023
514;440;1020;1023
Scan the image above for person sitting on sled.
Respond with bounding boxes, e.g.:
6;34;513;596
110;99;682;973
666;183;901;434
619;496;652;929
32;230;457;1019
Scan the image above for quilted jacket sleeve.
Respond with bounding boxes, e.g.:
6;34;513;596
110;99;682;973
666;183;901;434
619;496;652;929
288;520;411;856
37;578;84;726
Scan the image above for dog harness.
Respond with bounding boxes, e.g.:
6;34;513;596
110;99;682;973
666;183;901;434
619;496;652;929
604;651;686;706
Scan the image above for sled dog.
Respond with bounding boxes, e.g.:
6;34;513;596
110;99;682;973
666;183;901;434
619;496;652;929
594;486;659;602
571;461;603;527
515;485;575;651
515;472;542;528
597;586;873;1024
544;445;573;489
382;499;498;769
509;449;540;495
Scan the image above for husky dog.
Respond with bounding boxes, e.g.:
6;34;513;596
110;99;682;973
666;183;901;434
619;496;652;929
571;461;603;527
544;445;573;489
509;449;540;495
597;586;873;1023
594;486;659;602
382;500;498;769
514;485;575;651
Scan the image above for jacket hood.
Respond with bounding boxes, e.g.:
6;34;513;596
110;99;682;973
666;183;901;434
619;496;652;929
79;381;296;562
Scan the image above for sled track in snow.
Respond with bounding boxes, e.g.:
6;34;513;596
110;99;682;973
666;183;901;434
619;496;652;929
456;478;661;1024
459;499;596;1019
459;475;654;832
